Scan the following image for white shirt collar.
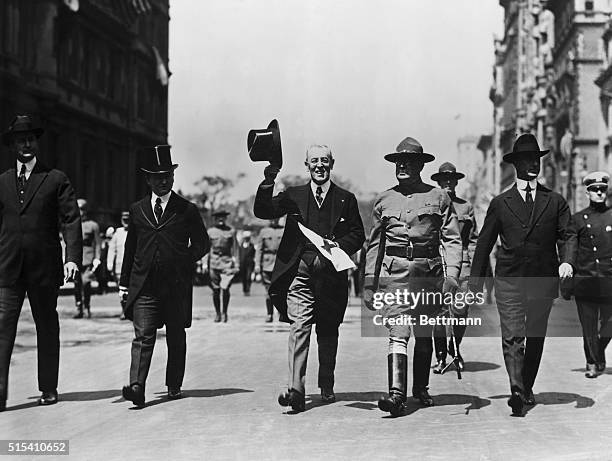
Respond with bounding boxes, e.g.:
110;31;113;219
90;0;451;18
17;157;36;174
516;178;537;191
310;180;331;197
152;191;171;204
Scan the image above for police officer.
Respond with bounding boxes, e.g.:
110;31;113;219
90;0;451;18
255;218;284;322
207;210;237;322
568;172;612;378
364;137;462;416
431;162;479;373
73;199;101;319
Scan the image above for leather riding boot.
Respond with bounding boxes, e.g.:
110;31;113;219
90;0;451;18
412;338;434;406
213;290;221;322
378;353;407;417
222;289;230;322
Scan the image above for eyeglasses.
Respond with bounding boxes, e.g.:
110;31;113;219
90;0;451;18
588;186;608;193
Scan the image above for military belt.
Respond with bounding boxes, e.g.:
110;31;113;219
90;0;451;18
386;244;439;260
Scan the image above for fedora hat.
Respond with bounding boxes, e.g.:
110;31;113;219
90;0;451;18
2;115;44;146
247;119;282;167
140;145;178;173
431;162;465;182
503;133;549;163
384;137;435;164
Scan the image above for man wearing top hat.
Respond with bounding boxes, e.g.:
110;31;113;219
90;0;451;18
120;145;209;408
430;162;481;374
0;115;82;410
253;134;365;412
469;133;575;416
207;210;237;322
363;137;462;416
565;171;612;378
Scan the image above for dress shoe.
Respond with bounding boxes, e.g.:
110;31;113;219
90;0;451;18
222;313;228;323
278;389;305;412
122;384;145;408
507;391;524;416
585;363;598;378
320;387;336;403
167;387;182;400
38;390;58;406
432;359;446;374
412;388;434;407
214;313;221;323
265;314;273;323
596;361;606;373
523;389;536;406
378;393;406;417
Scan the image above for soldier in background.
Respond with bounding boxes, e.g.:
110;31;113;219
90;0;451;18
431;162;479;373
108;211;130;319
73;199;101;319
238;231;256;296
363;137;462;416
255;218;284;322
207;210;237;323
567;172;612;378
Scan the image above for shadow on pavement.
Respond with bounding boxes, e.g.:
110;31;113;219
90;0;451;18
141;388;255;409
489;392;595;410
462;361;501;372
4;390;123;412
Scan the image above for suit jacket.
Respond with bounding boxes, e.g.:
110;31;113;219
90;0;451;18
120;192;209;328
469;183;575;300
0;161;82;287
239;242;255;270
254;181;365;324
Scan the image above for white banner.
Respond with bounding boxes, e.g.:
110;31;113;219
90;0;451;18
297;222;355;272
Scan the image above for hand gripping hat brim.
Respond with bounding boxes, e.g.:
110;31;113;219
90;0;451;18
247;119;282;167
2;115;44;146
384;137;435;163
140;145;178;173
503;133;549;163
431;161;465;182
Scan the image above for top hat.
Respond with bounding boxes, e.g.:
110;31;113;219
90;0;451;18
431;162;465;182
503;134;549;163
212;209;230;217
2;115;44;146
583;171;610;189
140;145;178;173
384;137;435;164
247;119;282;167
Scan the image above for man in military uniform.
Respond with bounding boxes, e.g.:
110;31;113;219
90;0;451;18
73;199;101;319
567;172;612;378
255;218;284;322
207;210;237;323
431;162;479;373
364;137;462;416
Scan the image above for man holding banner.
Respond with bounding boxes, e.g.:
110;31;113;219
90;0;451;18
253;142;365;412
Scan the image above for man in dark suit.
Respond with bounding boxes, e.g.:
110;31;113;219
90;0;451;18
0;115;82;411
469;133;575;416
254;144;365;412
120;145;209;408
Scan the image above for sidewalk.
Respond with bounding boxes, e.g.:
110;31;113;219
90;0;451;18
1;285;610;461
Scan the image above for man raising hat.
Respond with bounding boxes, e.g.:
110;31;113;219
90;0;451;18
120;145;209;408
0;115;82;410
363;137;462;416
566;171;612;378
469;133;575;416
206;210;238;322
430;162;480;373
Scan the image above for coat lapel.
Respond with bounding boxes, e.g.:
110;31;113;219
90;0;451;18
328;182;346;230
503;185;530;226
139;194;158;229
526;186;551;234
157;192;179;228
293;184;310;224
20;162;49;213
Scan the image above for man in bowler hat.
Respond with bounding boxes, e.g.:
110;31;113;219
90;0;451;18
254;144;365;412
0;115;81;410
120;145;209;408
469;133;575;416
566;171;612;378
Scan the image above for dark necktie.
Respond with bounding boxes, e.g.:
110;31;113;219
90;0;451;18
524;184;534;216
315;186;323;207
154;197;163;222
18;164;27;204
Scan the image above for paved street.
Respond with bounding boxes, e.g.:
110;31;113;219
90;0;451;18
1;284;612;461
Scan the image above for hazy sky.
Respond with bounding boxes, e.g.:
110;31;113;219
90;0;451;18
168;0;504;198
